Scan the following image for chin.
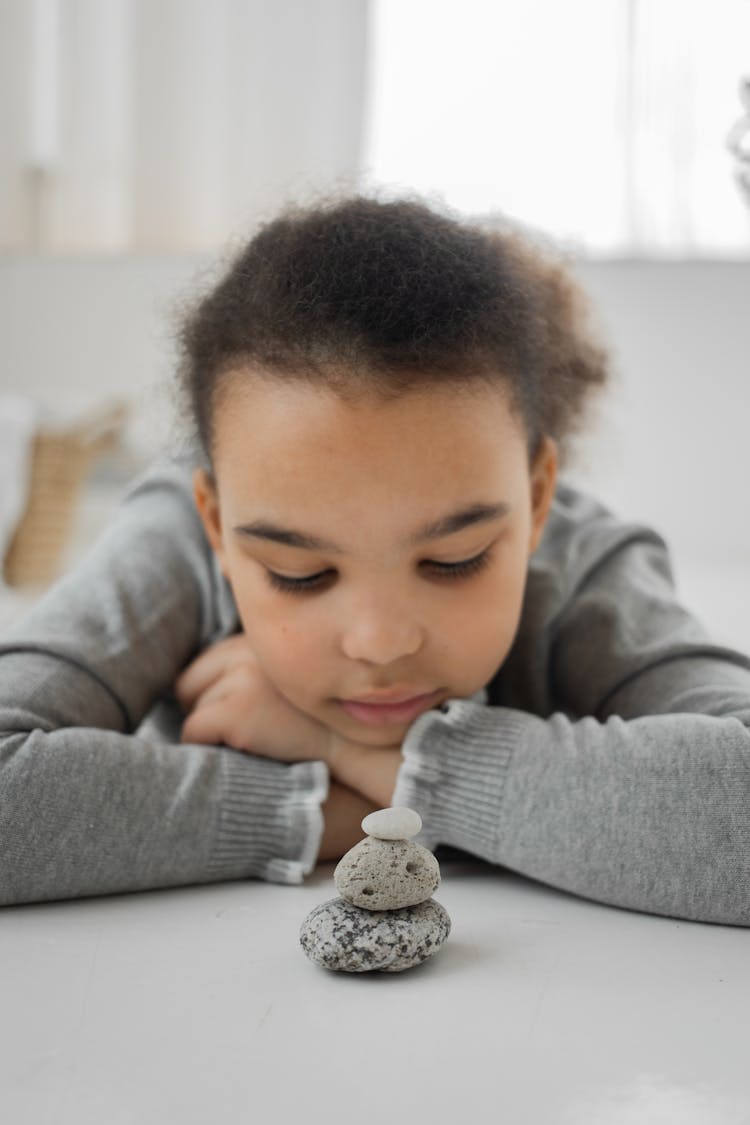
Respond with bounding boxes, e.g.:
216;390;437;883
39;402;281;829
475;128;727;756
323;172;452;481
346;717;424;746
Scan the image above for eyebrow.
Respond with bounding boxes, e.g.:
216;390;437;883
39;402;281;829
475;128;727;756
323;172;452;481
233;501;511;554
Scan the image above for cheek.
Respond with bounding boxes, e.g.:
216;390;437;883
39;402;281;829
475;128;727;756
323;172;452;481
452;586;519;650
233;583;326;683
454;553;528;660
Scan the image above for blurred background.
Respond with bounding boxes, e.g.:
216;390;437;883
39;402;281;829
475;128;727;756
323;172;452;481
0;0;748;643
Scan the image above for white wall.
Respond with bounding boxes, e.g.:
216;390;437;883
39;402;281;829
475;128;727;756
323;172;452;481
0;255;203;458
567;259;750;568
1;255;749;584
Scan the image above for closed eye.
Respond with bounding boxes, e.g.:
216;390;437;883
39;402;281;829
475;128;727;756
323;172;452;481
264;547;494;597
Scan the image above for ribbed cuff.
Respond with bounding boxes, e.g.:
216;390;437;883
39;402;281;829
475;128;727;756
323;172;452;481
209;752;330;885
392;690;522;862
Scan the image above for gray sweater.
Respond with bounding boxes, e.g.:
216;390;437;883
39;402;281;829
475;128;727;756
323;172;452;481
1;454;750;923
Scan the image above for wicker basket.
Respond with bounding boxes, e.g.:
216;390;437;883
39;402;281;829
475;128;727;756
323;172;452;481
2;402;129;589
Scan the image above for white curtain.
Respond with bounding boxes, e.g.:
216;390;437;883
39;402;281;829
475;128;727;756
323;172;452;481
0;0;369;252
363;0;750;256
2;0;749;255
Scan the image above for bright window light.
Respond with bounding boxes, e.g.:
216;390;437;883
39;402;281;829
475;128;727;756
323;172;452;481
361;0;750;257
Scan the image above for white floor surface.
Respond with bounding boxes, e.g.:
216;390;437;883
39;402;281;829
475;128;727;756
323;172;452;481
2;860;749;1125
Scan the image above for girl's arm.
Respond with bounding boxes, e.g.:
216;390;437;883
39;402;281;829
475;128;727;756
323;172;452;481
392;528;750;926
318;782;379;860
0;459;328;905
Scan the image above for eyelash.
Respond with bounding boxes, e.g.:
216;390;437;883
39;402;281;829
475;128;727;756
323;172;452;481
264;548;493;597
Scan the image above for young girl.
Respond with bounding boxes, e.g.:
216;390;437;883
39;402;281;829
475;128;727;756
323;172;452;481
1;194;749;923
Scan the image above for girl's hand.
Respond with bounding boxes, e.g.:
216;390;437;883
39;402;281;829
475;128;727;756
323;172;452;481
326;734;404;808
318;782;379;861
175;634;330;763
175;634;406;807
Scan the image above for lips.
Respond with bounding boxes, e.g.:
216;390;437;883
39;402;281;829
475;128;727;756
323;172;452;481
338;690;442;727
346;687;434;705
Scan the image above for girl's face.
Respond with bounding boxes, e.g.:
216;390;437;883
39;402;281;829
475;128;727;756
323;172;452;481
194;374;558;748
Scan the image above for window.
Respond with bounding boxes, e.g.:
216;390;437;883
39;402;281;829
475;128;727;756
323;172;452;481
361;0;750;256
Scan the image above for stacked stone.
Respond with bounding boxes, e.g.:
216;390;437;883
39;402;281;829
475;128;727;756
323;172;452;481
300;806;451;974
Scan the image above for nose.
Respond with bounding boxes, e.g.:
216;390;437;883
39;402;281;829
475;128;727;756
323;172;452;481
338;589;424;665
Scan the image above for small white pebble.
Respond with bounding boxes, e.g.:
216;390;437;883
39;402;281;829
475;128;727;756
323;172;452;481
361;806;422;841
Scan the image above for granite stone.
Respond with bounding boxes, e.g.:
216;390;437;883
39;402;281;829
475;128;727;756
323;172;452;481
334;836;440;910
299;896;451;973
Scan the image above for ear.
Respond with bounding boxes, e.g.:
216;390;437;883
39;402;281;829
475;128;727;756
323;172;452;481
192;467;229;576
528;436;558;555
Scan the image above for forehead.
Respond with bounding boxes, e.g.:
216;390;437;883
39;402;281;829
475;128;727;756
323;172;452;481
216;374;521;451
211;375;529;514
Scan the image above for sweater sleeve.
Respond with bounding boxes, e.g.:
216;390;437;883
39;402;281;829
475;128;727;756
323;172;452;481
392;532;750;926
0;459;328;906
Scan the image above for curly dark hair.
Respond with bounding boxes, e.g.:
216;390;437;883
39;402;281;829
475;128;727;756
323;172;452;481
177;192;610;469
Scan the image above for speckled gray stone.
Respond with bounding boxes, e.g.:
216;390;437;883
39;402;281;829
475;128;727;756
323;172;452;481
334;836;440;910
361;806;422;840
300;896;451;973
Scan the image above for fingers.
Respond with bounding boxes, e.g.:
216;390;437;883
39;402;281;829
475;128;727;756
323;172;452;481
174;634;252;710
174;649;223;710
180;698;244;751
188;666;247;712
